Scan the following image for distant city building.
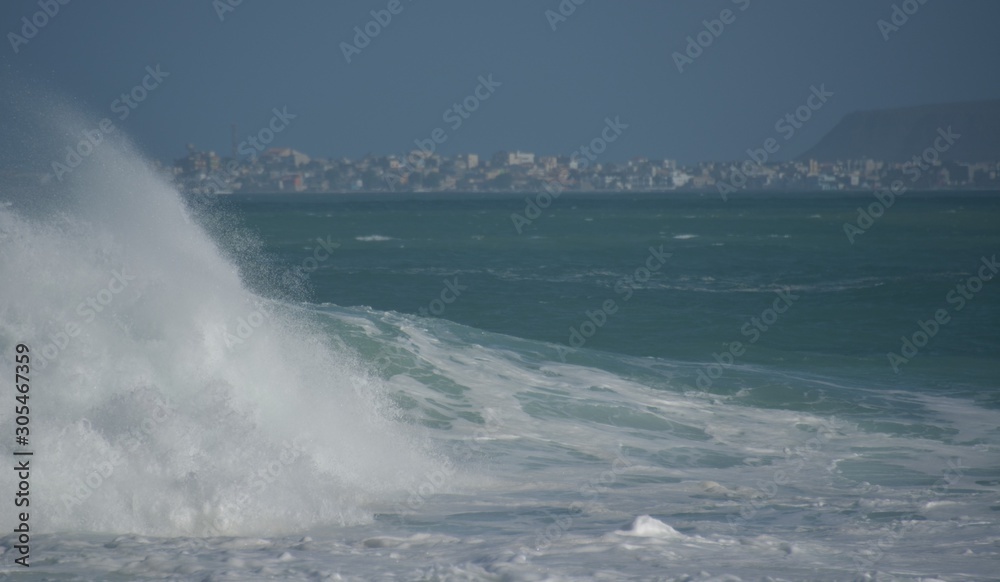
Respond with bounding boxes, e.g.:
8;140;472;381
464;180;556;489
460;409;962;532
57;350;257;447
671;170;692;188
262;148;310;167
493;151;535;166
510;151;535;165
279;174;305;192
538;156;557;171
176;146;221;177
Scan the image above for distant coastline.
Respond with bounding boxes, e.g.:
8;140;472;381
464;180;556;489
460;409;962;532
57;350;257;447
163;99;1000;198
169;146;1000;199
208;188;1000;199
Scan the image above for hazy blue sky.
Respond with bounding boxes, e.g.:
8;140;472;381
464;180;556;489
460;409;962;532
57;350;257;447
3;0;999;163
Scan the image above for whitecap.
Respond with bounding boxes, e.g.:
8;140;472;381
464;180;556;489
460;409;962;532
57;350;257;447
617;515;683;538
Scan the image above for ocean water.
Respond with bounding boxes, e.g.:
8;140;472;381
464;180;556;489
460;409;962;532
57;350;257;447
1;139;999;581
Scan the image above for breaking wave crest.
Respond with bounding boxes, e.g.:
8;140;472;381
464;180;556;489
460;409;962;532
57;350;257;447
0;105;437;536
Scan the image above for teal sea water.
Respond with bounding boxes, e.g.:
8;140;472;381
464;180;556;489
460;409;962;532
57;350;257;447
234;192;1000;403
2;139;999;581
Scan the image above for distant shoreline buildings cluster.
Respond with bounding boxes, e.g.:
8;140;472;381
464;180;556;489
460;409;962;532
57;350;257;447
170;145;1000;196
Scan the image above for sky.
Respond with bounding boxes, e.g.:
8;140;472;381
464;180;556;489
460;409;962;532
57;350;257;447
2;0;1000;164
